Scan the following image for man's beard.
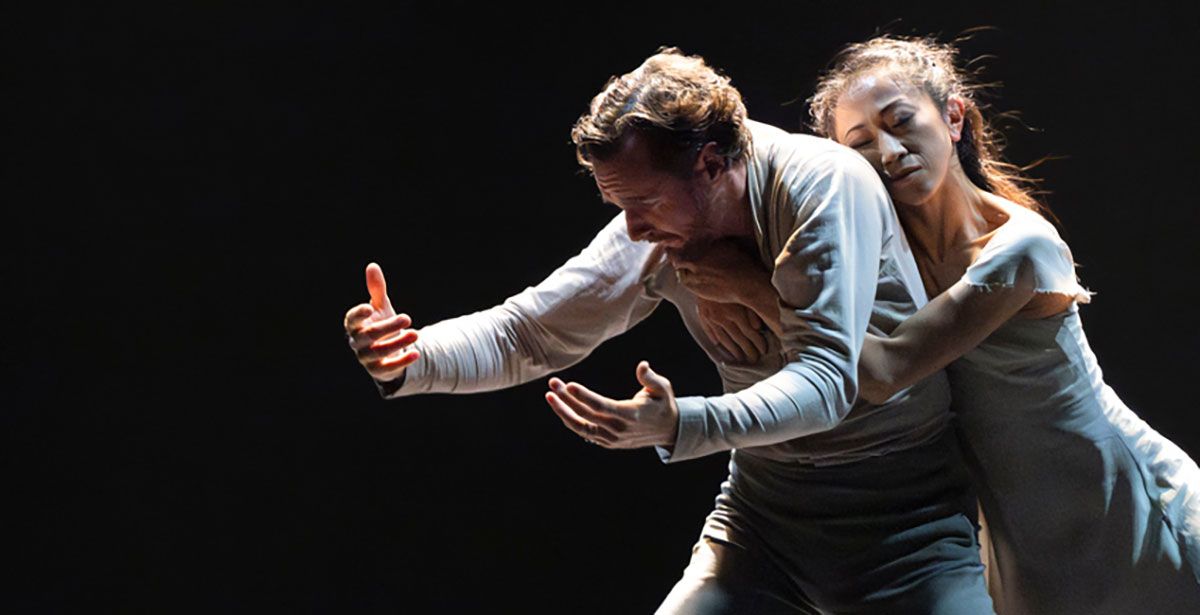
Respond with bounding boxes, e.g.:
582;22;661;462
673;188;718;255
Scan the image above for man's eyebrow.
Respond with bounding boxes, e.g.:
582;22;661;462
597;192;651;206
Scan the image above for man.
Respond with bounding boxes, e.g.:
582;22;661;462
344;49;994;613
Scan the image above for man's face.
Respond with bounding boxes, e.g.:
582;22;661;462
592;133;711;250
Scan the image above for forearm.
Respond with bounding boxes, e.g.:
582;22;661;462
661;349;852;462
856;334;905;405
384;302;564;397
379;213;662;400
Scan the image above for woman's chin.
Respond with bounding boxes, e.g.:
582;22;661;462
888;184;937;208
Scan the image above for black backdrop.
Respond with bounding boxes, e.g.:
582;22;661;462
14;2;1200;612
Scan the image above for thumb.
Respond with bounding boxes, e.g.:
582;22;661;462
365;262;395;315
636;360;671;395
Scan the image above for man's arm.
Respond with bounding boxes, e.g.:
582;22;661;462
661;150;886;461
349;214;663;398
544;149;892;460
544;150;889;459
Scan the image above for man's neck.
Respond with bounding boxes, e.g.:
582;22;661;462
714;157;755;240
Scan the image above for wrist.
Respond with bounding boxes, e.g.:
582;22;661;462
658;402;680;447
374;370;408;398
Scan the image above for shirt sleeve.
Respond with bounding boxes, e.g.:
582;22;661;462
376;213;663;398
964;218;1093;304
659;149;887;462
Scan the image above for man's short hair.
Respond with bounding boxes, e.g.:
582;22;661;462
571;48;751;178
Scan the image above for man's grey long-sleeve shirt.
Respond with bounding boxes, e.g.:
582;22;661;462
379;120;950;465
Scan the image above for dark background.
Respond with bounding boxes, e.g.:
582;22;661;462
13;2;1200;612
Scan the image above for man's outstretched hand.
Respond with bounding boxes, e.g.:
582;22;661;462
344;262;420;381
545;361;679;449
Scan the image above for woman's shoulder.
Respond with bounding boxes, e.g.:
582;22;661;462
983;205;1065;263
966;198;1094;304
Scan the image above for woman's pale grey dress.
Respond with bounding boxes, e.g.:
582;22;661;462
947;205;1200;614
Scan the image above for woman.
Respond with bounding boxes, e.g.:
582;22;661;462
675;34;1200;614
810;36;1200;614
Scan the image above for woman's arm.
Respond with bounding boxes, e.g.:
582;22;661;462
858;271;1040;405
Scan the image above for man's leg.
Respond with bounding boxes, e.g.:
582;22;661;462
656;535;820;615
727;432;995;614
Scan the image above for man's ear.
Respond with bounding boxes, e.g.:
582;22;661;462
945;95;967;143
694;142;726;181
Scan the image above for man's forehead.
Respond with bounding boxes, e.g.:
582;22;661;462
593;134;654;192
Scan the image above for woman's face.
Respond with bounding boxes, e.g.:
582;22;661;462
831;70;964;206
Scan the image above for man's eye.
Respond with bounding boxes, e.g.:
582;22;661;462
848;140;871;150
893;115;912;128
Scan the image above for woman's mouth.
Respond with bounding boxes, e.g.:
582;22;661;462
887;166;920;183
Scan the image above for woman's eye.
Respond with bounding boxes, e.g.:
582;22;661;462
893;115;912;128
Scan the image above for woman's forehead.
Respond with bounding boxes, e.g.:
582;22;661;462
842;69;920;107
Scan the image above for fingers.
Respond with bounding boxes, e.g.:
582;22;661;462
365;262;396;316
347;313;413;350
708;322;748;363
357;313;413;342
545;390;619;446
635;361;671;396
358;329;419;360
739;336;762;364
562;381;630;421
699;319;719;348
744;309;763;333
344;304;375;331
379;348;420;369
726;323;760;363
696;301;741;361
347;311;418;374
365;348;420;380
730;308;768;356
549;378;629;430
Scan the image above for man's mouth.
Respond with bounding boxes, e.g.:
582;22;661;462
647;234;684;248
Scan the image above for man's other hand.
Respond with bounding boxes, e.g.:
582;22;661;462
544;361;679;449
344;262;420;381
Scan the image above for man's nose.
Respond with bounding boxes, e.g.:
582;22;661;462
626;213;652;241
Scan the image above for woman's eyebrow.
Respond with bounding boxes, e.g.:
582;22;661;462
841;123;866;142
879;97;909;115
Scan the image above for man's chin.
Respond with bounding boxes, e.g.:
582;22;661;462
667;238;711;258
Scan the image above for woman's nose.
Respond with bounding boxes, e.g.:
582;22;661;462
878;132;907;167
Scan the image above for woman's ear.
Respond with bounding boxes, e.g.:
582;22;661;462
944;95;967;143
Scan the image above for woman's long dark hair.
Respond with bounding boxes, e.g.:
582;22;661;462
809;35;1051;217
